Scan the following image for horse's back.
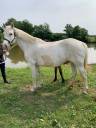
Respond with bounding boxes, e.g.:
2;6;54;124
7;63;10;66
60;38;88;64
61;38;87;52
61;38;86;47
41;38;88;66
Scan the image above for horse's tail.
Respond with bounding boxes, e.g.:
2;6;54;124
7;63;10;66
83;43;88;69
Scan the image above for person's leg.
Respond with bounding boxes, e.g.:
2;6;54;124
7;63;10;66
0;63;9;83
53;67;58;82
58;66;65;83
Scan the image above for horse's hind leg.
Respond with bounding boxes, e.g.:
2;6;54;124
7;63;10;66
70;63;77;80
68;63;77;87
78;65;88;94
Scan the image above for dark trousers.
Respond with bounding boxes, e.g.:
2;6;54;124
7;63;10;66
0;63;7;82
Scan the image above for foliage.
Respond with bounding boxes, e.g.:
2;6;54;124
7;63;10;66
32;23;52;41
51;33;66;41
64;24;88;42
64;24;73;38
3;18;96;43
88;35;96;43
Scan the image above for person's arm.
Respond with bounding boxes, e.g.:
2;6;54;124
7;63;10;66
3;45;9;55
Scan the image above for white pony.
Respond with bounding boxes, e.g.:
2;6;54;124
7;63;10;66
2;24;88;93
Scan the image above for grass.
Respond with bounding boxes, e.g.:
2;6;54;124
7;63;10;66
0;65;96;128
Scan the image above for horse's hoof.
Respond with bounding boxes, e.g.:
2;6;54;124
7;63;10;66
52;80;56;83
30;84;41;92
62;79;65;83
52;78;57;83
30;88;35;92
30;86;37;92
83;90;88;95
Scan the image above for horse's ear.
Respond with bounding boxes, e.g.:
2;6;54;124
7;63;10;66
11;23;14;28
0;27;4;33
3;23;6;28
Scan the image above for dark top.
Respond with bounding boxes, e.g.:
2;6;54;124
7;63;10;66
0;44;5;64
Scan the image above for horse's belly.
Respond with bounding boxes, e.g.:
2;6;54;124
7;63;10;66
36;46;67;66
37;55;54;66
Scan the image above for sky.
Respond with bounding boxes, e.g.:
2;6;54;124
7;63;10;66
0;0;96;35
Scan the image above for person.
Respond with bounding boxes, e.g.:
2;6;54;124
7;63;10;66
0;43;10;84
53;66;65;83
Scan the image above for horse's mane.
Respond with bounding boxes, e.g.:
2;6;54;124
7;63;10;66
14;28;45;44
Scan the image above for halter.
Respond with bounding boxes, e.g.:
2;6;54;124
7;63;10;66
4;32;16;46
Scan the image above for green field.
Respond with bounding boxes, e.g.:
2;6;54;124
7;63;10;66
0;65;96;128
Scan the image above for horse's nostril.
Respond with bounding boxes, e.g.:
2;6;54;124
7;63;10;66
9;33;12;36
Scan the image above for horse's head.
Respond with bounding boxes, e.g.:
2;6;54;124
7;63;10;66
2;24;16;47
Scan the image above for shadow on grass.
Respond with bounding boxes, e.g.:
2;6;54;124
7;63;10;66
0;81;91;120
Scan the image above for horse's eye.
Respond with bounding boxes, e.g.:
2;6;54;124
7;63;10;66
9;33;13;36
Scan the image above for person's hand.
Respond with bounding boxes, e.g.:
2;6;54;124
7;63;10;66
6;52;9;56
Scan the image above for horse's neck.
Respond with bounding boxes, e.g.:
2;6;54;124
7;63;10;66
14;28;36;53
14;28;36;43
16;38;27;53
15;28;45;42
14;28;47;56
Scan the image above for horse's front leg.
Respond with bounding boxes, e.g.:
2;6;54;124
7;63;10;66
30;64;40;92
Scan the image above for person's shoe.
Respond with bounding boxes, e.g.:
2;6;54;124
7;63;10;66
4;80;11;84
62;78;65;83
52;77;57;83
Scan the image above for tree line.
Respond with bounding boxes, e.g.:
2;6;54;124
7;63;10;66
0;18;96;43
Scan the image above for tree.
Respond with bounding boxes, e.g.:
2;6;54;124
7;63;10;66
20;20;34;34
72;25;81;39
51;33;66;41
64;24;88;42
5;18;16;25
32;23;52;41
72;25;88;42
64;24;73;38
79;28;88;42
5;18;89;42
